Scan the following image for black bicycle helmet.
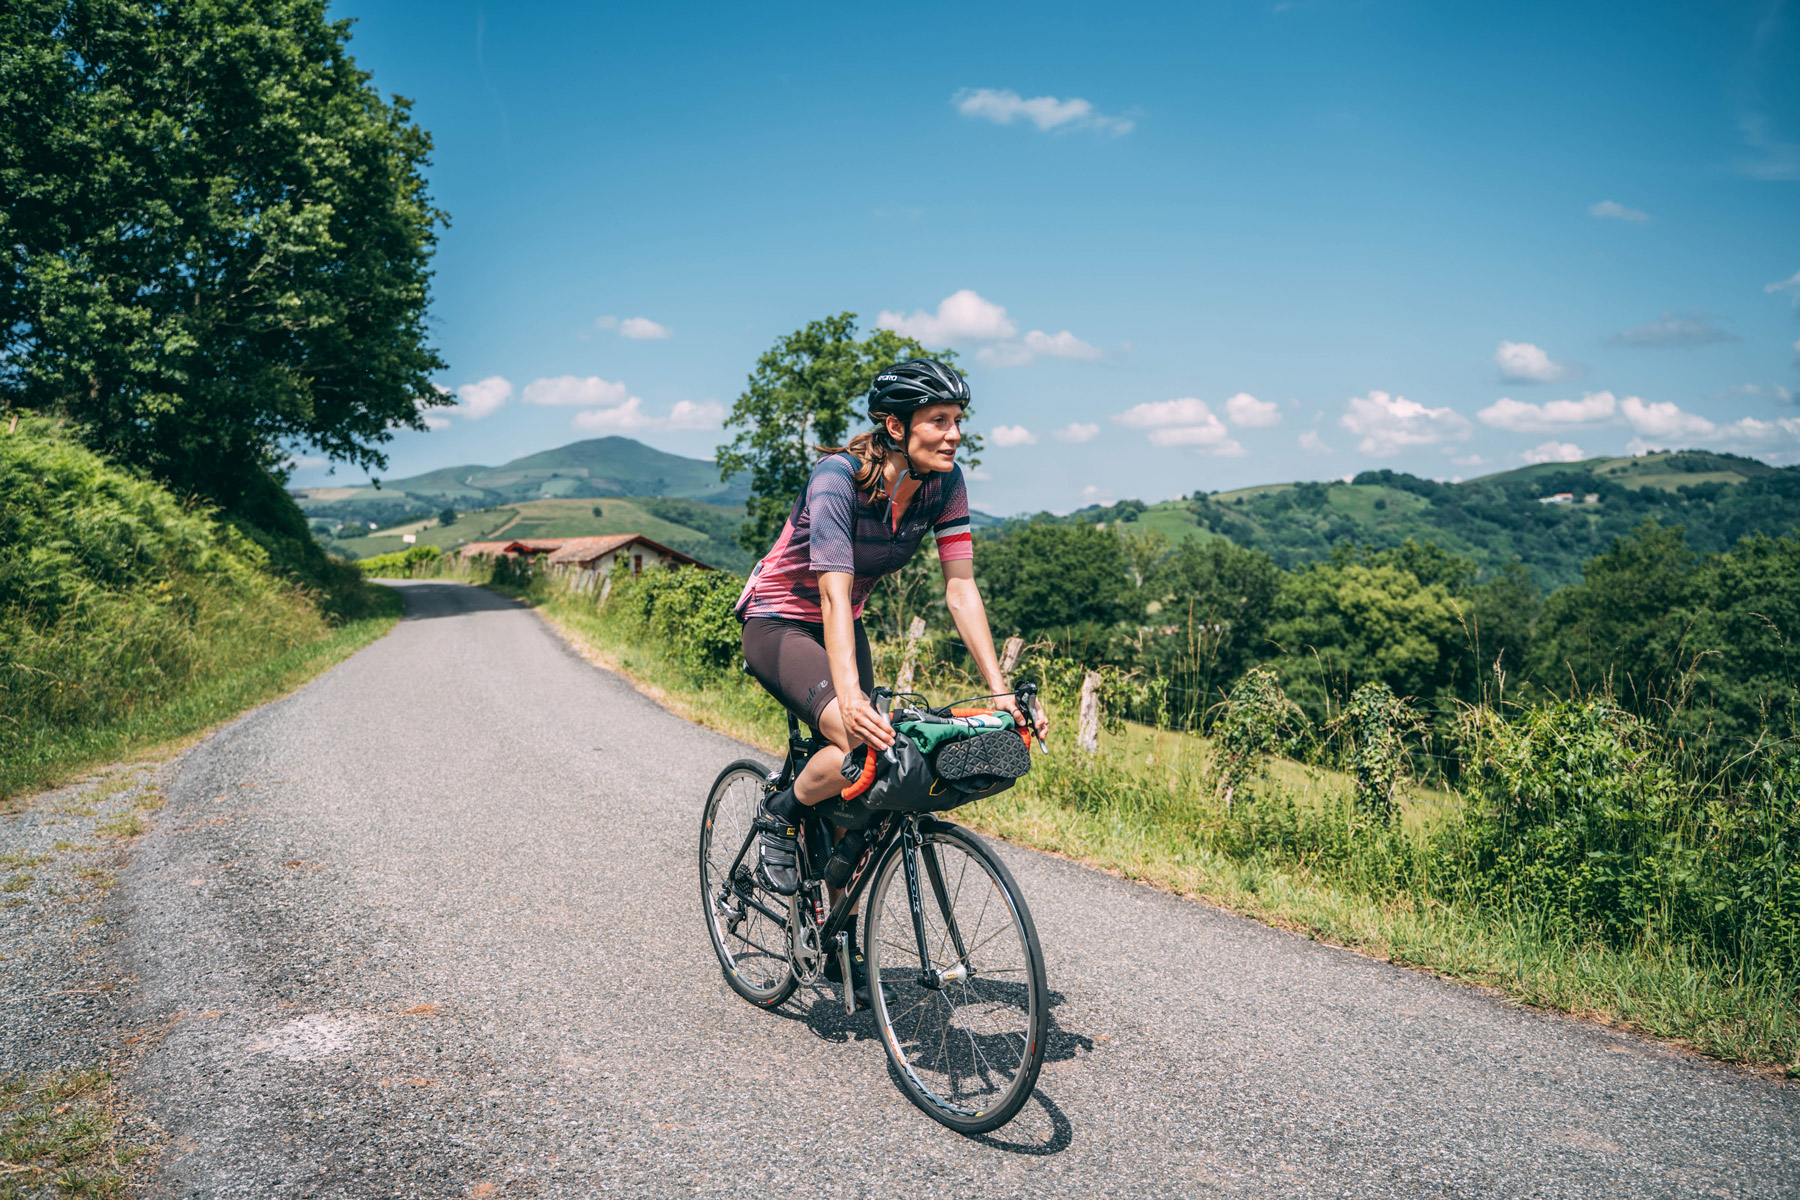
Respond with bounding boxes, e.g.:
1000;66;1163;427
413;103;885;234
866;359;970;480
867;359;970;418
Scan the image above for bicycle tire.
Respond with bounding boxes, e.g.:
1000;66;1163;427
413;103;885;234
699;759;798;1009
863;820;1048;1134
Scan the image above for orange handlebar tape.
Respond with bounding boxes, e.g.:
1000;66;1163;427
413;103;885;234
840;745;879;801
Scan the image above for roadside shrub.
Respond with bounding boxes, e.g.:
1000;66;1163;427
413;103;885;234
357;543;443;577
0;421;325;778
606;565;743;676
1332;682;1426;826
1211;667;1307;804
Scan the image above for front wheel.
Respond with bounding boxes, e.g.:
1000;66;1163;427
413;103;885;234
699;759;797;1009
863;820;1048;1135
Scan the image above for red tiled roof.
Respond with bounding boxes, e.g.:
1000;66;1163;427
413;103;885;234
546;534;639;565
457;541;515;557
504;538;567;554
546;533;711;570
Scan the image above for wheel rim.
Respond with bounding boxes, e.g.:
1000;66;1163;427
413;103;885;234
868;831;1039;1121
702;768;790;999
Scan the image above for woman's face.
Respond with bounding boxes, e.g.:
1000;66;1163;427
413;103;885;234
889;403;963;474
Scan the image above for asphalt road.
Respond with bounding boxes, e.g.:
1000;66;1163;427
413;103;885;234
106;581;1796;1198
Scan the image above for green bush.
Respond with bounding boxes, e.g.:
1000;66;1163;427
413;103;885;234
606;565;744;677
0;421;326;775
357;543;443;577
1457;701;1800;976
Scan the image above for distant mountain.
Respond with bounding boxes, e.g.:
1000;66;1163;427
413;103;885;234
1052;450;1800;591
295;437;748;511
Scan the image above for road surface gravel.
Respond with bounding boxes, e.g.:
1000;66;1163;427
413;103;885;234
93;582;1799;1197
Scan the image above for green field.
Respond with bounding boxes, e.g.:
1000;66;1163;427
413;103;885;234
331;497;754;571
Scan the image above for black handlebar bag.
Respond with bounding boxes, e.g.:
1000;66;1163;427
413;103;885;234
818;724;1032;829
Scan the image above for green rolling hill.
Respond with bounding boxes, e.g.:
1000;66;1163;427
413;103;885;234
1044;451;1800;591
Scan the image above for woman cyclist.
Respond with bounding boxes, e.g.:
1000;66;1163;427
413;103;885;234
734;358;1050;1008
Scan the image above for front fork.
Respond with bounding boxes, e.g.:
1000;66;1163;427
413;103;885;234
900;817;973;990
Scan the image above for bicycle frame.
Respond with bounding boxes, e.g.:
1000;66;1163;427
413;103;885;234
714;689;994;1006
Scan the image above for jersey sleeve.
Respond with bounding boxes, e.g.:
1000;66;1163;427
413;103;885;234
932;467;974;562
806;456;859;575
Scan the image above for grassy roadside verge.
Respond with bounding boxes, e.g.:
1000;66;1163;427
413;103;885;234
0;586;402;804
521;581;1797;1075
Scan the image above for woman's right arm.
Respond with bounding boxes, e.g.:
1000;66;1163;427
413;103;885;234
817;570;893;750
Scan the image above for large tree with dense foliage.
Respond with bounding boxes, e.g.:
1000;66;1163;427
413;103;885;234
976;521;1132;649
716;313;977;554
0;0;448;510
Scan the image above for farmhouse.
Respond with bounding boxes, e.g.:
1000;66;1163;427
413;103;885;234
547;534;708;582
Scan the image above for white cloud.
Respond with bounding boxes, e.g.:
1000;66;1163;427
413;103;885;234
523;375;631;407
1053;422;1100;443
571;396;653;433
1522;440;1587;464
1620;395;1716;438
990;424;1038;447
877;289;1016;343
974;342;1036;368
453;375;512;420
978;328;1101;368
1225;392;1282;427
1589;200;1650;222
1023;329;1101;359
952;88;1134;135
1477;391;1618;432
1298;430;1332;453
1112;397;1244;455
1728;382;1797;403
1608;312;1738;348
422;415;452;432
1338;390;1472;455
1737;112;1800;181
1494;341;1578;384
284;454;329;470
595;315;619;330
1765;269;1800;295
666;399;724;430
1451;454;1486;467
1080;484;1111;504
619;316;672;340
1114;396;1214;429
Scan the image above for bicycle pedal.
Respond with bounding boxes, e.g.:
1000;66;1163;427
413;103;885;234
935;730;1032;783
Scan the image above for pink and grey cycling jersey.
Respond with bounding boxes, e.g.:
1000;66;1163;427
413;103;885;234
735;453;974;622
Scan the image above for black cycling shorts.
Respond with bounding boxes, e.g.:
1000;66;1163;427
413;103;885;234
741;616;873;730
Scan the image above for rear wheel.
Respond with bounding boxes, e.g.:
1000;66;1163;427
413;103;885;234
863;820;1048;1134
699;760;797;1009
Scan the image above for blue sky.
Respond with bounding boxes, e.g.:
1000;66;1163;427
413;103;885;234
292;0;1800;516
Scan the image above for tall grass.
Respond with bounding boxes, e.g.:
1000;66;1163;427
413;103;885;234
468;558;1800;1070
0;421;401;797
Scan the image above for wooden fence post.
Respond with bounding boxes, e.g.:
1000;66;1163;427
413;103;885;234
999;636;1023;684
1078;671;1101;752
896;616;928;694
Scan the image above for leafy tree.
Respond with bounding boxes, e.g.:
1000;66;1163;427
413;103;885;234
438;507;456;527
1266;561;1464;720
0;0;449;511
976;521;1131;647
1530;520;1698;708
1143;537;1282;721
715;313;978;554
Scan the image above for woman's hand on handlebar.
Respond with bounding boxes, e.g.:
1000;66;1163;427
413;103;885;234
998;695;1050;747
841;692;894;751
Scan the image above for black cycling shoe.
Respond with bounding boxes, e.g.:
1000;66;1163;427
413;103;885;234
825;939;896;1011
754;792;801;896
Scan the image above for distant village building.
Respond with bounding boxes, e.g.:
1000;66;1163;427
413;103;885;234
456;534;710;582
1537;492;1576;504
547;534;709;587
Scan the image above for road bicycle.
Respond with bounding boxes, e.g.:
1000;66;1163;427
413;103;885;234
698;684;1049;1135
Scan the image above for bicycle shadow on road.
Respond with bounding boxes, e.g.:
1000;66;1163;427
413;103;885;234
779;985;1087;1155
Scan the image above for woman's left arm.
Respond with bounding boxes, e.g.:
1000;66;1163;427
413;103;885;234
942;560;1049;741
